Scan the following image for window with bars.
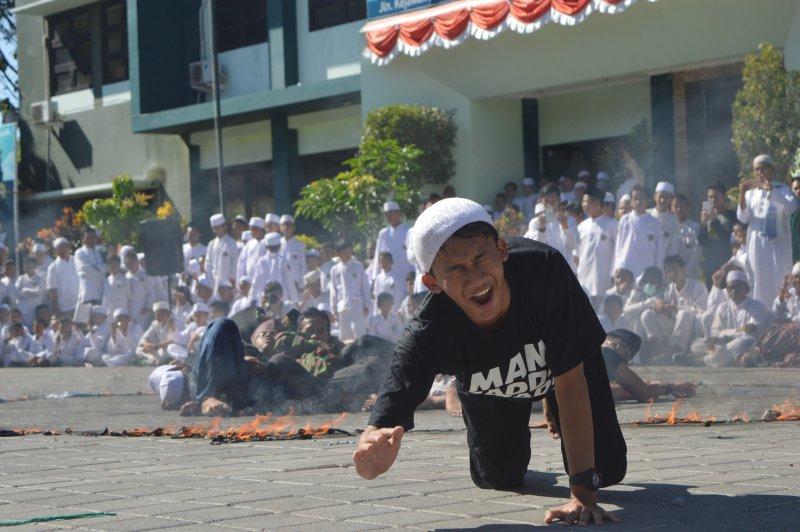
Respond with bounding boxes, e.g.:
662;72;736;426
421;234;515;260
214;0;268;53
49;7;92;95
102;0;128;84
309;0;366;31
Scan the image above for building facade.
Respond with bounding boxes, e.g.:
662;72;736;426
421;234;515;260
13;0;800;236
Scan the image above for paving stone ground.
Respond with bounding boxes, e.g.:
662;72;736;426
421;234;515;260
1;366;799;530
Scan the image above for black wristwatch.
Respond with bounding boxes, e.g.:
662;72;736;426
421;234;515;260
569;468;602;491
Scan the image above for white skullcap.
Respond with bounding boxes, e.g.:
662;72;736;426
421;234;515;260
574;181;588;189
192;302;210;314
152;301;170;312
53;237;69;248
187;259;201;276
655;181;675;195
792;262;800;276
265;232;281;247
112;308;129;319
306;248;320;257
534;203;546;216
754;154;774;166
32;243;46;253
90;305;108;316
249;217;265;229
137;252;145;261
620;193;631;203
234;214;247;224
578;170;591;179
383;201;400;213
522;177;535;186
304;270;321;284
217;279;232;289
726;270;749;286
239;275;252;285
197;276;213;289
241;230;252;242
210;213;226;227
597;171;610;181
604;192;616;204
279;214;294;224
119;245;134;258
265;213;280;224
159;370;184;404
148;365;173;394
410;197;493;273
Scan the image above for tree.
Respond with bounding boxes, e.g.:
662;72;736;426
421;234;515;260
0;0;18;116
732;43;800;179
294;139;421;245
80;175;152;248
362;104;456;187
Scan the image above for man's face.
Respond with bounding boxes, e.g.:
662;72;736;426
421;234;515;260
56;244;70;259
604;301;622;322
559;178;573;192
251;227;265;240
708;188;724;211
83;232;97;248
117;315;130;329
212;225;226;238
197;285;212;300
631;190;648;214
522;184;535;196
581;195;602;218
754;162;774;181
379;255;392;272
543;192;559;208
504;185;517;200
385;210;401;227
23;261;35;276
617;198;632;217
733;224;746;244
155;309;171;323
109;260;120;274
604;335;632;362
664;263;685;285
33;321;45;336
615;270;633;292
187;227;200;244
654;192;672;212
195;312;209;326
338;247;353;263
423;235;510;330
672;198;688;221
493;196;506;212
300;316;330;344
232;221;246;238
60;320;73;335
219;286;233;302
307;256;320;269
239;282;251;297
280;221;294;238
726;281;749;304
792;180;800;200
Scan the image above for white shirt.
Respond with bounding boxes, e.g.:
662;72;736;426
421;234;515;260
1;276;17;306
329;258;370;313
737;183;799;307
104;324;143;366
372;270;402;314
576;215;616;297
252;251;299;303
773;288;800;322
126;269;151;323
665;278;708;313
205;234;238;286
370;222;413;287
46;257;80;313
614;211;663;278
102;273;132;316
236;238;265;281
648;208;680;258
15;273;45;326
524;218;576;268
281;237;307;291
183;242;207;272
229;295;255;317
598;314;632;333
74;245;106;302
710;296;767;339
675;219;702;278
367;311;404;343
51;330;85;365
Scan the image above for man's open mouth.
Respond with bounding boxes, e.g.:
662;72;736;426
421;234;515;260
470;285;493;306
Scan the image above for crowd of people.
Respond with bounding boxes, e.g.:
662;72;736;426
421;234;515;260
1;152;799;412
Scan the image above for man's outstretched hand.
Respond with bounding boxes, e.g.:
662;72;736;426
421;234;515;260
353;426;404;480
545;491;621;527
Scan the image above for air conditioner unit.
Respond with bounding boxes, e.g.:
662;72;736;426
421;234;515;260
189;60;226;92
31;100;58;125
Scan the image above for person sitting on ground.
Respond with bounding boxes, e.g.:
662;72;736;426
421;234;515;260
171;286;193;329
169;303;210;362
101;308;143;367
148;363;191;410
773;262;800;322
689;270;768;367
606;268;635;300
101;255;131;319
135;302;176;365
601;329;696;402
364;374;463;417
49;316;85;366
622;266;665;346
298;270;324;312
2;322;38;366
367;292;404;344
28;318;54;365
259;281;294;321
83;305;112;366
398;271;418;323
597;295;631;333
229;276;255;316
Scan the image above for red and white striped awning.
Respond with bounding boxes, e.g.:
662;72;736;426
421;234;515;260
362;0;658;65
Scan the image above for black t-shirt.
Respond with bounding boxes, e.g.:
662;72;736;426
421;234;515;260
369;237;606;430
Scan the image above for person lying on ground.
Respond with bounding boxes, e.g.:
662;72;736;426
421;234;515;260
362;374;463;417
354;198;626;526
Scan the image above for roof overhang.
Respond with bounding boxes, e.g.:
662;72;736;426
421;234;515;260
13;0;98;17
20;179;158;204
361;0;658;65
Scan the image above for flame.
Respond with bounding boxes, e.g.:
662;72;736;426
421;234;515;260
765;400;800;421
666;399;685;425
731;413;749;422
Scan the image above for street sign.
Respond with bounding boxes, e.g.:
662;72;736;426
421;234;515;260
367;0;447;19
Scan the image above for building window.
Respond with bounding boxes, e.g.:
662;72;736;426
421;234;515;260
309;0;366;31
102;0;128;84
49;7;92;95
214;0;268;53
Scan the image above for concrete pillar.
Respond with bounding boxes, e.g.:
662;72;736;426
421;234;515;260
650;73;675;189
521;98;540;179
267;0;298;89
271;113;297;214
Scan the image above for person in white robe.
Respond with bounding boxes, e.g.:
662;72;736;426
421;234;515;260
73;227;106;304
205;213;238;289
49;316;85;366
169;303;209;362
614;185;664;278
368;201;413;292
2;323;38;366
597;294;633;333
524;203;576;265
371;251;403;314
672;193;702;279
602;192;617;220
135;302;176;366
32;242;52;279
773;262;800;322
367;292;404;344
737;154;799;308
171;286;193;329
641;255;708;357
518;177;538;222
691;270;768;367
124;250;153;330
229;276;256;316
622;267;665;342
46;238;80;317
15;257;45;327
298;270;324;312
101;254;131;316
279;215;307;296
648;181;680;258
329;240;370;342
252;232;299;304
82;305;111;365
102;309;143;367
182;223;207;275
577;189;616;308
236;217;266;282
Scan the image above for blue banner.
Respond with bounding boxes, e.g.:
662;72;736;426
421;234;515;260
0;123;17;250
367;0;447;19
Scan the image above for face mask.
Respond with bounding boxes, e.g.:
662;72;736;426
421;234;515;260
643;283;657;297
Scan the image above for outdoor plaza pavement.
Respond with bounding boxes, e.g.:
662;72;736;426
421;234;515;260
0;366;798;531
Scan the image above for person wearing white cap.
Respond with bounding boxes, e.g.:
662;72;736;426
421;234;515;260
171;303;210;360
368;201;413;292
32;242;52;278
691;270;767;367
558;175;576;204
523;196;576;270
519;177;538;222
595;172;610;193
147;365;189;410
236;217;266;282
264;213;280;233
355;198;626;522
329;238;371;342
74;227;106;305
46;237;79;317
102;308;143;367
252;232;299;304
83;305;111;365
182;222;207;277
49;315;85;366
371;251;403;315
101;255;132;321
135;301;176;365
737;154;799;308
229;276;255;316
123;249;154;330
671;193;702;279
15;256;45;327
576;189;617;308
602;192;616;219
298;269;324;312
773;262;800;322
205;213;239;290
616;193;632;219
648;181;680;258
614;185;664;279
279;214;307;295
